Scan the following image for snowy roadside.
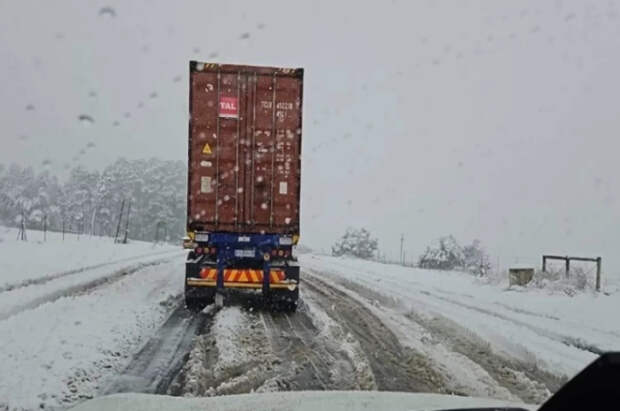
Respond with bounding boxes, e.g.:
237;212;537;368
0;249;183;321
303;274;556;405
300;254;619;379
0;225;178;289
0;260;184;411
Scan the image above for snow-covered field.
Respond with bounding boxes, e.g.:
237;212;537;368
0;226;178;289
0;226;185;410
300;254;620;380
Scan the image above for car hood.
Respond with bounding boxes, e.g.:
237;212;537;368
71;391;534;411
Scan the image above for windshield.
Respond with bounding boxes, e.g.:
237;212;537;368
1;1;618;410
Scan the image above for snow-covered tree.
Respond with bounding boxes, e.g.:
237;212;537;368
0;158;187;242
418;235;465;270
418;236;491;276
462;239;492;276
63;166;99;236
332;227;378;259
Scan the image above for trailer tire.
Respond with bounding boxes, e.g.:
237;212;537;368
274;287;299;312
185;297;203;312
185;285;215;312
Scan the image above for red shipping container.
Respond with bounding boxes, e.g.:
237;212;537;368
187;62;304;236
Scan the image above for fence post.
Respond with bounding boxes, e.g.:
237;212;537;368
565;257;570;278
114;199;125;243
542;256;547;272
596;257;601;292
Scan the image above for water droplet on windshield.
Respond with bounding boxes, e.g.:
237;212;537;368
98;6;116;18
78;114;95;126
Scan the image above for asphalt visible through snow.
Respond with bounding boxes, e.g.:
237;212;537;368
103;269;566;405
104;303;214;395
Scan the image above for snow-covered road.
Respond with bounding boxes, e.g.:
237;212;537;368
300;255;619;380
136;267;573;406
0;248;184;410
2;250;617;410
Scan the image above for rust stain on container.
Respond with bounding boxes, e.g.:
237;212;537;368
187;61;304;235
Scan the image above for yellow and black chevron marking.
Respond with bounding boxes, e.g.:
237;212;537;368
199;268;286;283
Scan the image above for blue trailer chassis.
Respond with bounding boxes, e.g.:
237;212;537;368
185;232;299;311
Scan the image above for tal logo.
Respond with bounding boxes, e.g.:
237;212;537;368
219;96;238;118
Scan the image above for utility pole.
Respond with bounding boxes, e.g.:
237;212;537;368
114;199;125;243
154;221;166;244
17;203;27;241
400;234;404;265
122;200;131;244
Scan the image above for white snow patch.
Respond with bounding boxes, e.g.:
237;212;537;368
212;306;252;373
301;292;376;390
0;225;178;289
0;251;182;320
300;254;619;379
0;260;184;411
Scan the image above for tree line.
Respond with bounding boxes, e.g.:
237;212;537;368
332;228;491;276
0;158;186;242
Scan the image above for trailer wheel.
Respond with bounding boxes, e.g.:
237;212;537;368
273;287;299;312
185;284;215;312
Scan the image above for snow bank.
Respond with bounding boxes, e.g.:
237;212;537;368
300;254;620;378
177;305;282;397
0;250;182;321
212;307;254;374
0;225;178;289
0;261;183;411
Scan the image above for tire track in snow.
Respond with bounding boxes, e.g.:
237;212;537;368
166;290;377;397
0;249;180;293
417;290;606;355
0;255;180;322
0;259;185;411
104;302;214;395
260;310;330;390
305;270;567;403
302;275;448;393
167;304;288;396
311;262;615;354
402;309;564;404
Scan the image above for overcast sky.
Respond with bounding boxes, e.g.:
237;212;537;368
2;0;620;276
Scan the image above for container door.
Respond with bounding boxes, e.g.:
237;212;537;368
190;67;301;234
250;73;301;232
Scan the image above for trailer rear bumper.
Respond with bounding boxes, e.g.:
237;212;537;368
186;278;298;290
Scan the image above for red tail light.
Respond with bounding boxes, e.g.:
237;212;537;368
271;249;277;256
195;247;203;255
210;247;217;255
